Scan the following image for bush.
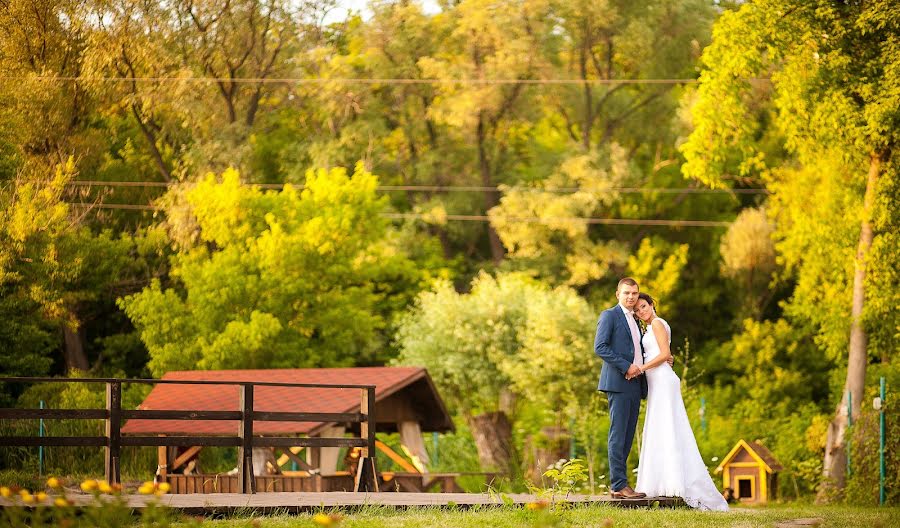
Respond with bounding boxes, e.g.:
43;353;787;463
844;365;899;506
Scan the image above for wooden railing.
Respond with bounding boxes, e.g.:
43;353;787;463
0;377;378;493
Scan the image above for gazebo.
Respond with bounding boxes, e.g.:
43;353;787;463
121;367;455;493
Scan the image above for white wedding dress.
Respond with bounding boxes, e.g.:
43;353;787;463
635;318;728;511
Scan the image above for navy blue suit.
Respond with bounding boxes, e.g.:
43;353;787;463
594;304;647;492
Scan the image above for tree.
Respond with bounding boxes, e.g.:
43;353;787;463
418;0;554;262
719;207;776;320
0;160;131;374
680;0;900;498
120;165;433;375
395;271;596;473
489;145;631;286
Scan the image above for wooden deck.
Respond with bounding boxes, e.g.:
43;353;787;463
2;492;684;514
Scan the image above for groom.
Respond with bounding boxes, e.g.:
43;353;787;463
594;277;648;499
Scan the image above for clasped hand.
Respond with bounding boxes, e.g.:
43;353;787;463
625;364;642;380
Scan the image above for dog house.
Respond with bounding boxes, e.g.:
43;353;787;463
714;439;783;504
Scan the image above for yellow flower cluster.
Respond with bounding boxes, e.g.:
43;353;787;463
0;479;67;505
0;477;141;508
312;512;344;526
79;479;122;494
138;481;171;496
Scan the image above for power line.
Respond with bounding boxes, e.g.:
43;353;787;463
64;180;769;195
0;75;770;86
67;202;731;227
384;213;730;227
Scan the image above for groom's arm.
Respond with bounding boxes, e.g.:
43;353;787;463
594;311;633;375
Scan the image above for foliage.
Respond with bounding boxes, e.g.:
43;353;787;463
719;207;776;319
0;377;153;476
395;272;595;418
529;458;589;508
121;165;442;375
0;477;187;528
844;363;900;506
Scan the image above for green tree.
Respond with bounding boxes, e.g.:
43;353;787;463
681;0;900;497
395;271;595;473
719;206;776;320
120;165;435;375
417;0;554;262
0;161;132;376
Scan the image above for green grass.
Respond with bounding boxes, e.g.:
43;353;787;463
184;504;899;528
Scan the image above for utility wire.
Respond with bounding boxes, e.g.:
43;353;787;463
0;75;771;86
64;180;769;195
67;202;731;227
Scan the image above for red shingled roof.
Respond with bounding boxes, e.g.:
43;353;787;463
121;367;448;436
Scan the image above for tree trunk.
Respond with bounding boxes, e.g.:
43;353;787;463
466;411;513;473
476;116;505;263
62;323;89;372
524;426;570;486
818;152;881;502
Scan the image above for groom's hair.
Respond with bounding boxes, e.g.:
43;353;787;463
617;277;639;291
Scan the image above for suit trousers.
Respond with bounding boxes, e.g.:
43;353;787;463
606;391;641;492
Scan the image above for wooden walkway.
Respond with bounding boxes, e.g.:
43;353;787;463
3;492;684;514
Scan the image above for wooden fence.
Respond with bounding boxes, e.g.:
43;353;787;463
0;377;378;493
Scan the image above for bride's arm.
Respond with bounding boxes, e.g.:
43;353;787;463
639;320;672;373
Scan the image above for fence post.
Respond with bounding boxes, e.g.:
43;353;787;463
105;382;122;485
355;386;378;492
238;384;255;494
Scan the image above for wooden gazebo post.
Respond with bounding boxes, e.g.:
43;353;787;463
355;386;378;492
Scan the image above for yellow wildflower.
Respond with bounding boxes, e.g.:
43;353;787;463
98;481;113;494
525;500;549;510
80;480;98;492
20;493;35;504
138;482;155;495
54;497;71;507
35;492;48;502
0;486;11;498
312;512;343;526
47;477;62;489
157;482;171;493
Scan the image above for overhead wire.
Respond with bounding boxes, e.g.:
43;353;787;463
63;180;768;195
0;75;772;86
66;202;732;227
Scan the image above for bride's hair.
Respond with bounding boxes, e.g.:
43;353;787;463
638;292;656;307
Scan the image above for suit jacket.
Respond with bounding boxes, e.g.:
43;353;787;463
594;304;648;399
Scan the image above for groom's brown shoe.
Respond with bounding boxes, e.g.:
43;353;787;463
610;486;647;499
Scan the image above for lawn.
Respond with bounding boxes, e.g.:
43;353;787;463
189;504;898;528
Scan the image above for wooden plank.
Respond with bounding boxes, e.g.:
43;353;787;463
253;411;365;423
0;436;107;446
238;385;255;494
121;410;242;420
0;409;107;420
157;443;168;481
277;447;314;471
254;437;367;448
121;436;241;447
106;382;122;485
0;492;685;511
171;446;203;472
362;387;376;458
0;376;377;390
375;440;420;473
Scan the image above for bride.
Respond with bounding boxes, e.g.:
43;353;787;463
632;293;728;511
